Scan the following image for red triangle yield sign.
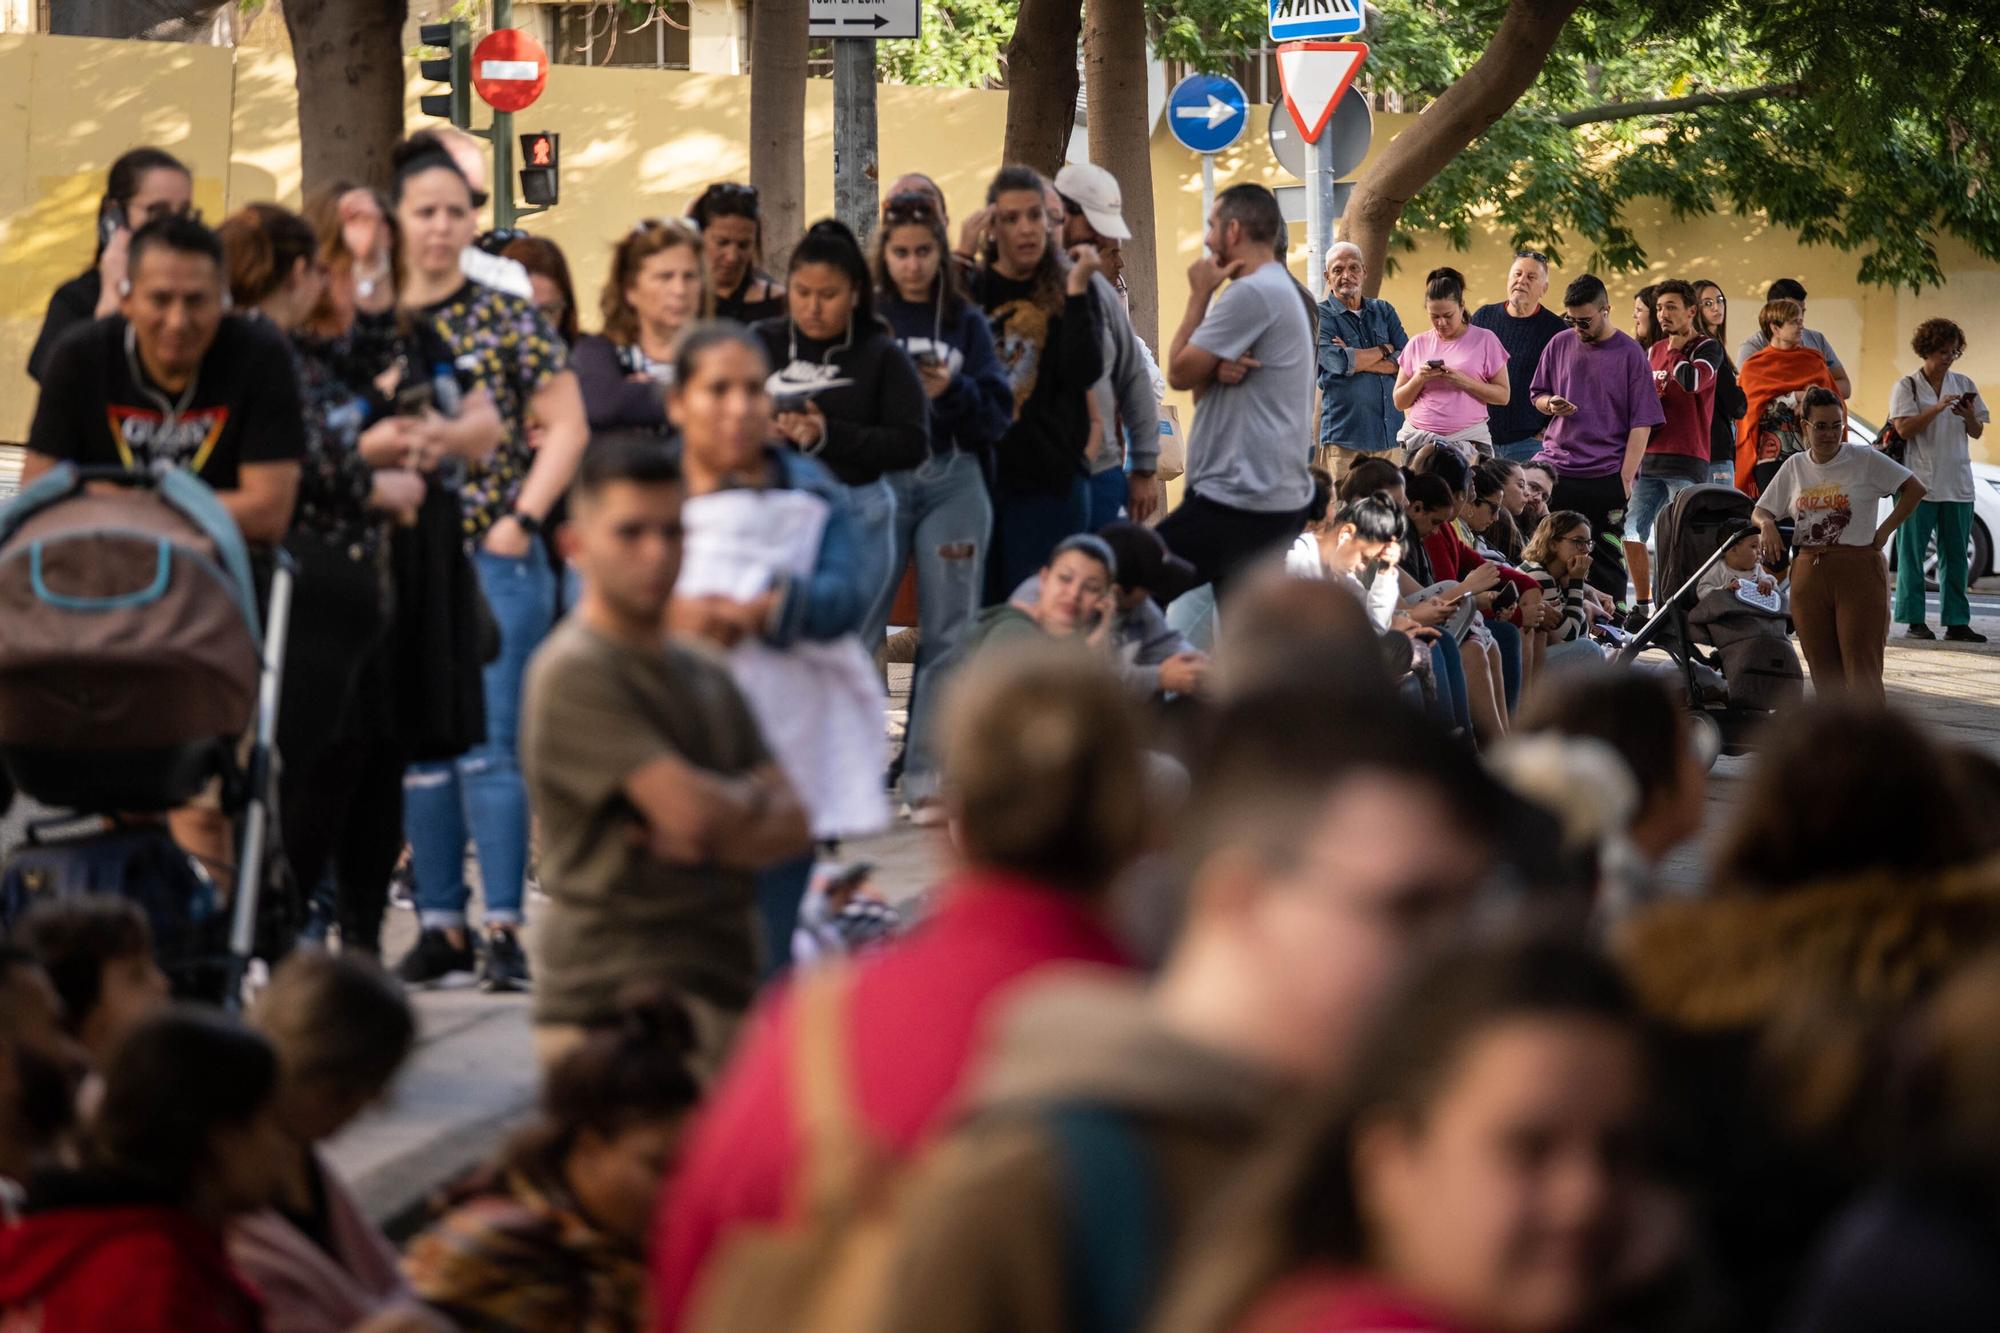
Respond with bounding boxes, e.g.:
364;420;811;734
1277;41;1368;145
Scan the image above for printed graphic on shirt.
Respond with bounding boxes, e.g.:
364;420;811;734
766;362;855;403
989;299;1051;416
1791;482;1856;547
1755;391;1807;465
104;404;228;474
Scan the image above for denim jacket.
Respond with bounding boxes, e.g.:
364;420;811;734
1316;295;1409;451
767;447;873;649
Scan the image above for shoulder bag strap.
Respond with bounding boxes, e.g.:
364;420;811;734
789;964;875;1215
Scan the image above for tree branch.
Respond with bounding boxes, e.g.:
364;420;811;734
1555;83;1801;127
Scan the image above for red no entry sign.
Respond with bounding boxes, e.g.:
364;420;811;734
472;29;548;114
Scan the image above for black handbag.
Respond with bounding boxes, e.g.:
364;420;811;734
1877;375;1916;465
388;483;490;762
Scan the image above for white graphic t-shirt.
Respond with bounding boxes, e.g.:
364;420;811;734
1756;444;1913;548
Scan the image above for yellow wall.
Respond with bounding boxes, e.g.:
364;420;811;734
5;31;1998;453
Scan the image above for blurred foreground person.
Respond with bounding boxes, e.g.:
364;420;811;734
0;1009;289;1333
656;643;1151;1329
1156;940;1663;1333
406;996;704;1333
877;690;1503;1332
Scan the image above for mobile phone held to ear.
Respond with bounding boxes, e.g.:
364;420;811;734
98;200;126;255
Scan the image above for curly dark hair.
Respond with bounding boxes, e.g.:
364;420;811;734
1912;317;1968;360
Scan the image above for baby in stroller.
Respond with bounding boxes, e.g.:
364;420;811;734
1695;529;1785;609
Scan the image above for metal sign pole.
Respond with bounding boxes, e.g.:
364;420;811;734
1200;152;1215;232
833;38;880;240
1305;138;1324;299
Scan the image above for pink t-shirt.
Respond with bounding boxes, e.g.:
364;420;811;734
1399;325;1509;435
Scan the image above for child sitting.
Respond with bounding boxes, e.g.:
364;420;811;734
1697;530;1781;605
15;895;170;1068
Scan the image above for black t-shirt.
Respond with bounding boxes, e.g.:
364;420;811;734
27;270;101;385
27;314;307;491
715;272;786;325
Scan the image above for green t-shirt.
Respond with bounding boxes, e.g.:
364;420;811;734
521;618;772;1025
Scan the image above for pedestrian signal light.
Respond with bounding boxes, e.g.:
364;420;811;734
419;21;472;129
519;131;559;208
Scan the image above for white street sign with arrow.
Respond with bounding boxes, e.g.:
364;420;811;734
808;0;920;40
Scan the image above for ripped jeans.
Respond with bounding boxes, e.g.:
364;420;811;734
404;547;555;929
880;451;992;804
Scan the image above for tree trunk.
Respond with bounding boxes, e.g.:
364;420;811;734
750;0;810;273
1083;0;1157;351
1003;0;1082;176
50;0;233;42
284;1;409;198
1342;0;1585;296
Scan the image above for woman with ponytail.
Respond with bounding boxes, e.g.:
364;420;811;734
406;993;705;1333
1393;267;1511;456
752;217;929;652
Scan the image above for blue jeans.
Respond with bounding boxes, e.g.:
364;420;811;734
987;477;1091;605
756;852;815;982
405;547;555;929
1624;475;1697;545
1496;437;1544;464
1487;617;1522;711
1087;465;1128;531
846;476;901;655
1709;459;1737;487
1430;639;1471;733
1895;499;1974;627
883;453;992;804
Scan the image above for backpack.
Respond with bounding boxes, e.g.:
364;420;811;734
682;964;906;1333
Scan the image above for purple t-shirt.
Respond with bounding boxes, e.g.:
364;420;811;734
1529;328;1666;479
1399;326;1509;435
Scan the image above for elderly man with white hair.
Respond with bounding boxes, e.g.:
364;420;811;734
1471;248;1570;462
1315;240;1410;483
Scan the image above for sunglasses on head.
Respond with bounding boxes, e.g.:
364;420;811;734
1514;249;1549;264
477;228;528;254
881;192;939;225
704;182;758;205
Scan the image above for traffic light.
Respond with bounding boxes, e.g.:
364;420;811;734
519;131;559;207
418;21;471;129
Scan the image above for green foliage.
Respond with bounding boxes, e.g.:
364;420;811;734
877;0;1016;88
1362;0;2000;292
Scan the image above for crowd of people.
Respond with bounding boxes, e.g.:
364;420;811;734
2;134;1999;1333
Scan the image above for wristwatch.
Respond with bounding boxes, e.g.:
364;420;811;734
508;506;544;536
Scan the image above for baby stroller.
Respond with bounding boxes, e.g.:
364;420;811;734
1619;484;1803;756
0;464;294;1003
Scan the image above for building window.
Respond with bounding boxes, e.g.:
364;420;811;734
549;1;693;70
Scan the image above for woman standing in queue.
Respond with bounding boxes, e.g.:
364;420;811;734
1889;318;1988;643
961;164;1107;603
390;132;590;993
753;219;929;651
1754;387;1924;701
872;190;1015;820
572;220;709;435
1694;280;1748;487
220;202;501;959
667;324;880;976
691;182;786;324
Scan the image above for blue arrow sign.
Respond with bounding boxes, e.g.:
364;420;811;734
1166;73;1249;155
1269;0;1364;42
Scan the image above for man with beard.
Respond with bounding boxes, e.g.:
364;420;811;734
1315;241;1409;484
0;947;89;1220
1471;249;1569;462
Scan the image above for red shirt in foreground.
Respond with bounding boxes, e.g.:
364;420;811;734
0;1201;266;1333
650;870;1132;1329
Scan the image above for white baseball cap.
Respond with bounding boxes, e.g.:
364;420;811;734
1052;162;1132;241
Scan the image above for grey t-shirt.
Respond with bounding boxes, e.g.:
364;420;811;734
1737;326;1843;369
1186;261;1315;513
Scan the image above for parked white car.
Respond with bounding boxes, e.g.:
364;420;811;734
1848;415;1999;584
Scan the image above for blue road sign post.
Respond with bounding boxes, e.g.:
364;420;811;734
1269;0;1364;43
1167;72;1250;236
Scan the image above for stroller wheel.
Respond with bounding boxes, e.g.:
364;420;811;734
1689;712;1724;772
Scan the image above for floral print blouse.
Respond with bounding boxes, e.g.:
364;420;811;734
416;281;569;538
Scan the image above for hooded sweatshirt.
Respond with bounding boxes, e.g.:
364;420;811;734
0;1170;266;1333
875;967;1294;1333
878;289;1015;458
752;316;929;486
1084;275;1162;476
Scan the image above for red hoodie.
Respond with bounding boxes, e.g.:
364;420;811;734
0;1200;265;1333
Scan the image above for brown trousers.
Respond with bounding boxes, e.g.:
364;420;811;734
1315;444;1406;485
1790;544;1890;702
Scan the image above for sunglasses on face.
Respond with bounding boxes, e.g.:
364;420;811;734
1562;314;1598;330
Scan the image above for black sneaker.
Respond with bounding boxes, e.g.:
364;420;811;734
479;927;531;993
1945;625;1989;644
1623;604;1653;633
1906;622;1937;640
394;927;476;988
